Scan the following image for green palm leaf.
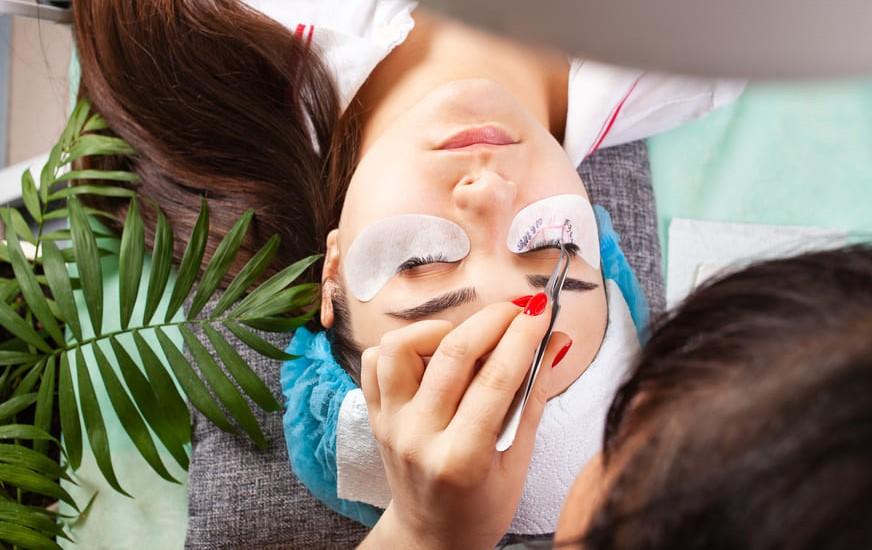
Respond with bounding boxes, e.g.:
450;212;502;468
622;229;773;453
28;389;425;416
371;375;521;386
21;170;41;223
33;356;55;456
53;169;139;185
118;198;145;329
0;352;39;366
1;96;329;525
65;134;135;164
204;325;281;412
0;500;69;540
109;337;188;470
179;325;266;448
0;393;38;422
225;321;295;361
75;347;130;498
41;240;82;341
0;425;55;442
212;234;280;317
0;444;68;481
130;333;191;446
68;197;103;335
1;207;36;243
58;352;82;470
154;328;234;433
164;199;209;322
0;464;77;509
0;520;63;550
11;359;45;397
142;211;173;324
187;210;253;319
0;302;51;353
91;343;178;483
2;214;64;345
230;254;321;318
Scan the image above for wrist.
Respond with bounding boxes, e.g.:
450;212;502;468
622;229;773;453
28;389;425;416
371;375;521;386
360;505;451;550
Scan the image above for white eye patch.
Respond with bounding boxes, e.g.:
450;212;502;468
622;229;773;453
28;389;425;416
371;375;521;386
344;214;471;302
506;194;600;268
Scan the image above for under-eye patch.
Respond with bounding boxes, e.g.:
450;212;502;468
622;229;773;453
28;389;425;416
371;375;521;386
344;214;471;302
506;194;600;268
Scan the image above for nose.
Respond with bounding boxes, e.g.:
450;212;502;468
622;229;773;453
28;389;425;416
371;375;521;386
452;169;517;228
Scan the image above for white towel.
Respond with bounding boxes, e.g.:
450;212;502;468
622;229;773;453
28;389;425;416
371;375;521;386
336;279;640;534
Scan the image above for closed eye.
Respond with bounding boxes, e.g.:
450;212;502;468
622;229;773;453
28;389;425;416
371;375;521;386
523;240;580;255
396;254;450;274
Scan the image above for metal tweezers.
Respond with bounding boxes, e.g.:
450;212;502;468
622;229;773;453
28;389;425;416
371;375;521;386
496;240;571;451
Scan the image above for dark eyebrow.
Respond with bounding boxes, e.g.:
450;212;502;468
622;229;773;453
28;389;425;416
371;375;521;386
385;276;598;321
526;274;599;292
386;287;478;321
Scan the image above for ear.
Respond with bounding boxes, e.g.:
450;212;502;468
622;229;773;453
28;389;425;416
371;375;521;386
320;229;341;329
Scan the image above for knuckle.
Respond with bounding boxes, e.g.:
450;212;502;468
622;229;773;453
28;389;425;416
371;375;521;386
378;334;406;359
436;334;470;361
432;447;485;490
476;360;515;393
394;435;421;465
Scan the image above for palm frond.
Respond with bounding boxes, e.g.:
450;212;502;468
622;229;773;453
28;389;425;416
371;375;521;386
1;96;320;546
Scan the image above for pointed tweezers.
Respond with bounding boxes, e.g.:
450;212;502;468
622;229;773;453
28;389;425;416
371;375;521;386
496;241;572;451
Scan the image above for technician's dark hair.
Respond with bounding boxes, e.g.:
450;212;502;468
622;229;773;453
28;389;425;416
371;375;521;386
73;0;363;375
577;245;872;549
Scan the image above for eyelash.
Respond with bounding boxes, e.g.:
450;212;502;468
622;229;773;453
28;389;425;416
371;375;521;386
396;239;575;274
526;239;562;253
526;240;580;255
397;253;449;273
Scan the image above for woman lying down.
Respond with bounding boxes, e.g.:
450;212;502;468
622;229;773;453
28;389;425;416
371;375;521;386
265;0;745;541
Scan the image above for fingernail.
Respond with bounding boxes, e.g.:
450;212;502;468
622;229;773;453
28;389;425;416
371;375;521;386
523;292;548;316
512;295;533;307
552;340;573;368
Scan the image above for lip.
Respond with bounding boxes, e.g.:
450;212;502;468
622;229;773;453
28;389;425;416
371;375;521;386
438;125;518;150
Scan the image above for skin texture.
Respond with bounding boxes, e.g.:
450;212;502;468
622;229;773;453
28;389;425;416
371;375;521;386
321;9;608;398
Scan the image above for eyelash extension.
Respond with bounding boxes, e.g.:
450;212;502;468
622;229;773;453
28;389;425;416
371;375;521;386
397;253;448;273
526;240;581;255
526;239;562;253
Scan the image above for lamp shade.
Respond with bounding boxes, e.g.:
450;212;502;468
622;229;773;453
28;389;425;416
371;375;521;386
423;0;872;79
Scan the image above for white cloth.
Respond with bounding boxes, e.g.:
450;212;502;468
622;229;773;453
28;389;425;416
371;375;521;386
243;0;744;161
336;280;641;534
242;0;417;111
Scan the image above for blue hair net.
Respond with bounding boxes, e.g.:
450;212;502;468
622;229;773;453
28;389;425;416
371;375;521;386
280;204;649;526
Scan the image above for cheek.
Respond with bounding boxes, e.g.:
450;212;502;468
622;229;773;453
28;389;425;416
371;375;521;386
345;296;404;349
549;278;608;396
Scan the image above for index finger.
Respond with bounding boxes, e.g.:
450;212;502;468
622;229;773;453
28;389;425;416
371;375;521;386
450;293;553;441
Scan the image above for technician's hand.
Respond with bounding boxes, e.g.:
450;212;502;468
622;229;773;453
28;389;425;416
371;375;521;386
357;293;571;550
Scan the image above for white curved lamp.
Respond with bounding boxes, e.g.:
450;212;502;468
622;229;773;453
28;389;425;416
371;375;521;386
423;0;872;79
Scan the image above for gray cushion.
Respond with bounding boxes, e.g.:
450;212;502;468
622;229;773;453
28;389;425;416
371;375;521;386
183;140;664;549
580;141;665;315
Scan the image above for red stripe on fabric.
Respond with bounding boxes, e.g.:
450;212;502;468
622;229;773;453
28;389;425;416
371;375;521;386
586;76;642;157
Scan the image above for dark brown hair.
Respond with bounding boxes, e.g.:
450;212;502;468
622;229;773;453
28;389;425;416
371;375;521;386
580;245;872;549
73;0;366;376
73;0;360;283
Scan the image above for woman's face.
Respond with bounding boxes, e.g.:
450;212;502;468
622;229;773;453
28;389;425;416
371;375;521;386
328;78;608;393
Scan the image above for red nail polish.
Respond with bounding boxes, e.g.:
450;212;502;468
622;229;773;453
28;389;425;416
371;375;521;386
512;295;533;307
523;292;548;316
552;341;573;368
